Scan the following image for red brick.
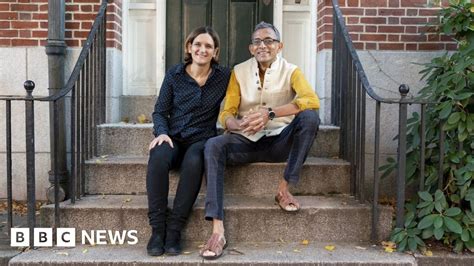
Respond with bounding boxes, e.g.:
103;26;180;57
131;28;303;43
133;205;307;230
32;13;48;20
387;34;400;41
0;12;18;20
361;17;386;24
65;39;79;46
365;42;377;49
0;29;18;37
39;3;47;11
400;34;426;42
40;21;47;28
360;0;387;7
32;30;47;38
388;17;399;24
378;8;405;16
401;17;427;24
0;39;11;46
81;4;92;12
73;30;89;38
428;17;439;24
31;0;49;2
349;33;359;41
0;21;9;28
19;12;31;20
11;39;38;46
19;29;31;38
378;25;404;33
19;0;30;3
353;42;364;49
73;0;100;3
341;8;364;15
66;22;80;29
347;0;359;6
66;4;79;11
74;13;95;20
405;43;417;50
419;9;439;16
406;9;418;16
11;4;38;11
39;39;47;46
81;21;92;29
427;34;439;41
418;25;437;33
347;17;359;24
406;26;417;33
379;43;404;50
65;13;72;20
65;30;72;38
445;43;457;50
0;3;9;11
418;43;444;50
365;9;377;15
360;34;387;41
401;0;428;7
11;21;38;29
365;25;377;32
388;0;399;7
106;40;115;48
440;35;454;42
347;25;363;32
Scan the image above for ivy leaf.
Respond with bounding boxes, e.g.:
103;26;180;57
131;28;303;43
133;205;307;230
408;237;417;251
462;229;470;242
443;216;462;234
434;227;444;240
445;207;461;217
422;228;434;239
438;103;452;119
418;214;437;229
447;112;461;125
418;191;433;202
434;216;443;229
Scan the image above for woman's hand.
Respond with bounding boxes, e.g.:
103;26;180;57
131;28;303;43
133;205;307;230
149;134;174;150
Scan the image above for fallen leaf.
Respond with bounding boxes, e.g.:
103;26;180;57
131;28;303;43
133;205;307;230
123;198;131;203
197;244;205;248
100;155;108;159
122;117;130;123
384;247;394;253
325;245;335;251
293;249;301;253
82;248;88;254
183;251;192;255
422;250;433;257
56;252;69;256
276;251;283;254
301;239;309;245
228;248;244;255
381;241;396;249
355;246;367;250
137;114;149;124
278;237;285;243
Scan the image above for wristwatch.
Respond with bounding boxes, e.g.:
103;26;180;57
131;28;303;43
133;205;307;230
267;107;276;120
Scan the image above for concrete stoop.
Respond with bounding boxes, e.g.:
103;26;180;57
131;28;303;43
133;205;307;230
9;242;418;266
39;195;392;243
85;156;350;195
97;124;341;158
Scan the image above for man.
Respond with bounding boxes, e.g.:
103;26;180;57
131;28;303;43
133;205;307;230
199;22;320;260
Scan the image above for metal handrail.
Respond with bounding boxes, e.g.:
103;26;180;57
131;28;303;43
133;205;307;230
1;0;108;247
331;0;444;242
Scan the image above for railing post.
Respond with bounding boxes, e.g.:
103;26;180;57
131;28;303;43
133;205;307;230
24;80;36;248
396;84;410;228
46;0;68;202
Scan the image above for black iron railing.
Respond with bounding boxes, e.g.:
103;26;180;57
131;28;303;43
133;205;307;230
331;0;443;241
1;1;107;247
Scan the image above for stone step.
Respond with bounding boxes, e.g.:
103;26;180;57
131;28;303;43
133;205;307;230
97;123;340;158
85;156;350;195
40;195;392;244
8;241;418;266
119;95;156;123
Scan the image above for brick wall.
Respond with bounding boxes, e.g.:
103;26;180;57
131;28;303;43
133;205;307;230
317;0;456;51
0;0;122;49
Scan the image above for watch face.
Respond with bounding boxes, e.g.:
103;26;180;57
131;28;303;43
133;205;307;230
269;111;276;120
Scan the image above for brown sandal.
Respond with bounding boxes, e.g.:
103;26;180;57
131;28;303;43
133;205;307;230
275;191;301;212
199;233;227;260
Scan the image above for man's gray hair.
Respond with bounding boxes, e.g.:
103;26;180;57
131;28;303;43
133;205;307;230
252;21;281;41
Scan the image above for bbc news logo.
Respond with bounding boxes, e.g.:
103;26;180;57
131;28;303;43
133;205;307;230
11;228;138;247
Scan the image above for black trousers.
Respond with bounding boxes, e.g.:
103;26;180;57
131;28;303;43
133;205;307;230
146;139;206;232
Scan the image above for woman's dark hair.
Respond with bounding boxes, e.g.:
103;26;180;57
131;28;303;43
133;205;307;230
184;26;220;65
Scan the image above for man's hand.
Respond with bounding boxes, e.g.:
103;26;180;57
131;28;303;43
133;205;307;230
149;134;174;150
241;108;269;135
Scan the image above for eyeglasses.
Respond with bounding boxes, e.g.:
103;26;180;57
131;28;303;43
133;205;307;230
251;38;279;46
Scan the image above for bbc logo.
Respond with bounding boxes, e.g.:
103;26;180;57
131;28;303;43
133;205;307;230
11;228;76;247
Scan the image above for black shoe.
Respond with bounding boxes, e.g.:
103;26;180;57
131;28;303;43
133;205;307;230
147;228;165;256
164;229;182;256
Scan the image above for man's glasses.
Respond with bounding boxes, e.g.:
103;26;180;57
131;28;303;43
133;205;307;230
251;38;280;46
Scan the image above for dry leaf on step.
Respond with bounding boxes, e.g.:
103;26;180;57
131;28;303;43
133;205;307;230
325;245;335;251
293;249;301;253
56;252;69;256
82;248;88;254
301;239;309;245
137;114;149;124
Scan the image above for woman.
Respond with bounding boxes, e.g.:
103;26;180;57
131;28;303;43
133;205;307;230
146;26;230;256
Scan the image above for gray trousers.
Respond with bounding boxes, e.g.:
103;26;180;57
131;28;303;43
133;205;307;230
203;110;320;220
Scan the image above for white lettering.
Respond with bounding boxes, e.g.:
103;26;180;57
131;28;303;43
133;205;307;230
96;230;107;245
108;230;127;245
81;230;95;245
127;230;138;245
